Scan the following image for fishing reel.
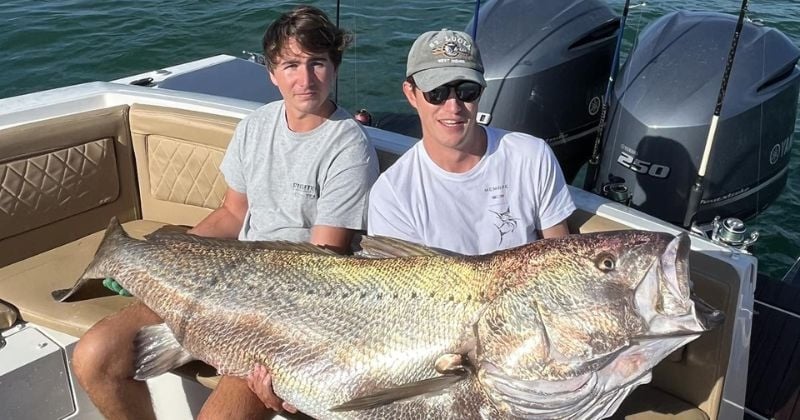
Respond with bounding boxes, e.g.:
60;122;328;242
691;216;759;252
242;50;266;66
601;174;632;206
710;216;759;251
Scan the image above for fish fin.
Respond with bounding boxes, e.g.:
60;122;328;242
435;353;470;374
252;241;340;255
329;374;467;412
143;224;192;240
53;217;132;302
51;278;117;302
355;236;458;258
144;228;340;255
133;323;195;380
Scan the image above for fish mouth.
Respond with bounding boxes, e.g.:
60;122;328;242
659;233;691;305
665;233;725;331
635;233;723;334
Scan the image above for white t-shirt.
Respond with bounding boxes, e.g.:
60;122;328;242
368;126;575;255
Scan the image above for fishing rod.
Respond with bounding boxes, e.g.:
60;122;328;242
682;0;749;228
583;0;632;191
472;1;481;40
335;0;341;103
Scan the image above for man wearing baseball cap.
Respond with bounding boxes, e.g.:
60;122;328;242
368;29;575;254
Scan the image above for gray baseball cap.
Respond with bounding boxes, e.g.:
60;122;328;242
406;29;486;92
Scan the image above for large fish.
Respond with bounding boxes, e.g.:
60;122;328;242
54;218;720;419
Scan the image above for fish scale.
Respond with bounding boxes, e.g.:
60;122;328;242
147;249;487;417
54;218;717;419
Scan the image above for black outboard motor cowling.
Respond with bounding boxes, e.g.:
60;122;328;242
594;11;800;225
467;0;619;182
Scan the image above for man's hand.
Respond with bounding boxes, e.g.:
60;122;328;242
102;278;132;297
246;364;297;413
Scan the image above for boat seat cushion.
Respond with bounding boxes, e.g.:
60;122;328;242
612;384;709;419
0;219;165;337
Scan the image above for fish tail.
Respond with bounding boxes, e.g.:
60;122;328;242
83;216;131;279
52;217;133;302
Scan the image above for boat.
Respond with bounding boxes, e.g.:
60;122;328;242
0;0;797;419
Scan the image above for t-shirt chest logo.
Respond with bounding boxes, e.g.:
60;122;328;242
292;182;318;199
484;184;516;244
489;207;519;246
484;184;508;200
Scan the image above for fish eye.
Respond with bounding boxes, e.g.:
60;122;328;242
595;253;617;272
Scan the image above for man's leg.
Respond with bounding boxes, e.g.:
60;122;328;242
198;376;271;420
72;301;163;420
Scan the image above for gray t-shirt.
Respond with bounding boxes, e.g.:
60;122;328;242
220;100;379;241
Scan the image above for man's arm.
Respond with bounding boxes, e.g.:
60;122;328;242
310;225;355;254
188;188;249;239
539;219;571;239
102;188;249;296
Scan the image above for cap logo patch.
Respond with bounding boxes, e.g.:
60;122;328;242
430;35;472;60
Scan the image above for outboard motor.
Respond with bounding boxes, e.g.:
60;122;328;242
468;0;619;182
593;11;800;226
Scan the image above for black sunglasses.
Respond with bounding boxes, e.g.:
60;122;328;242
422;81;483;105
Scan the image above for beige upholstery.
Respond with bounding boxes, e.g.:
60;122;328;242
569;208;630;233
612;385;709;420
0;106;140;267
0;220;164;337
129;104;238;226
0;138;118;239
